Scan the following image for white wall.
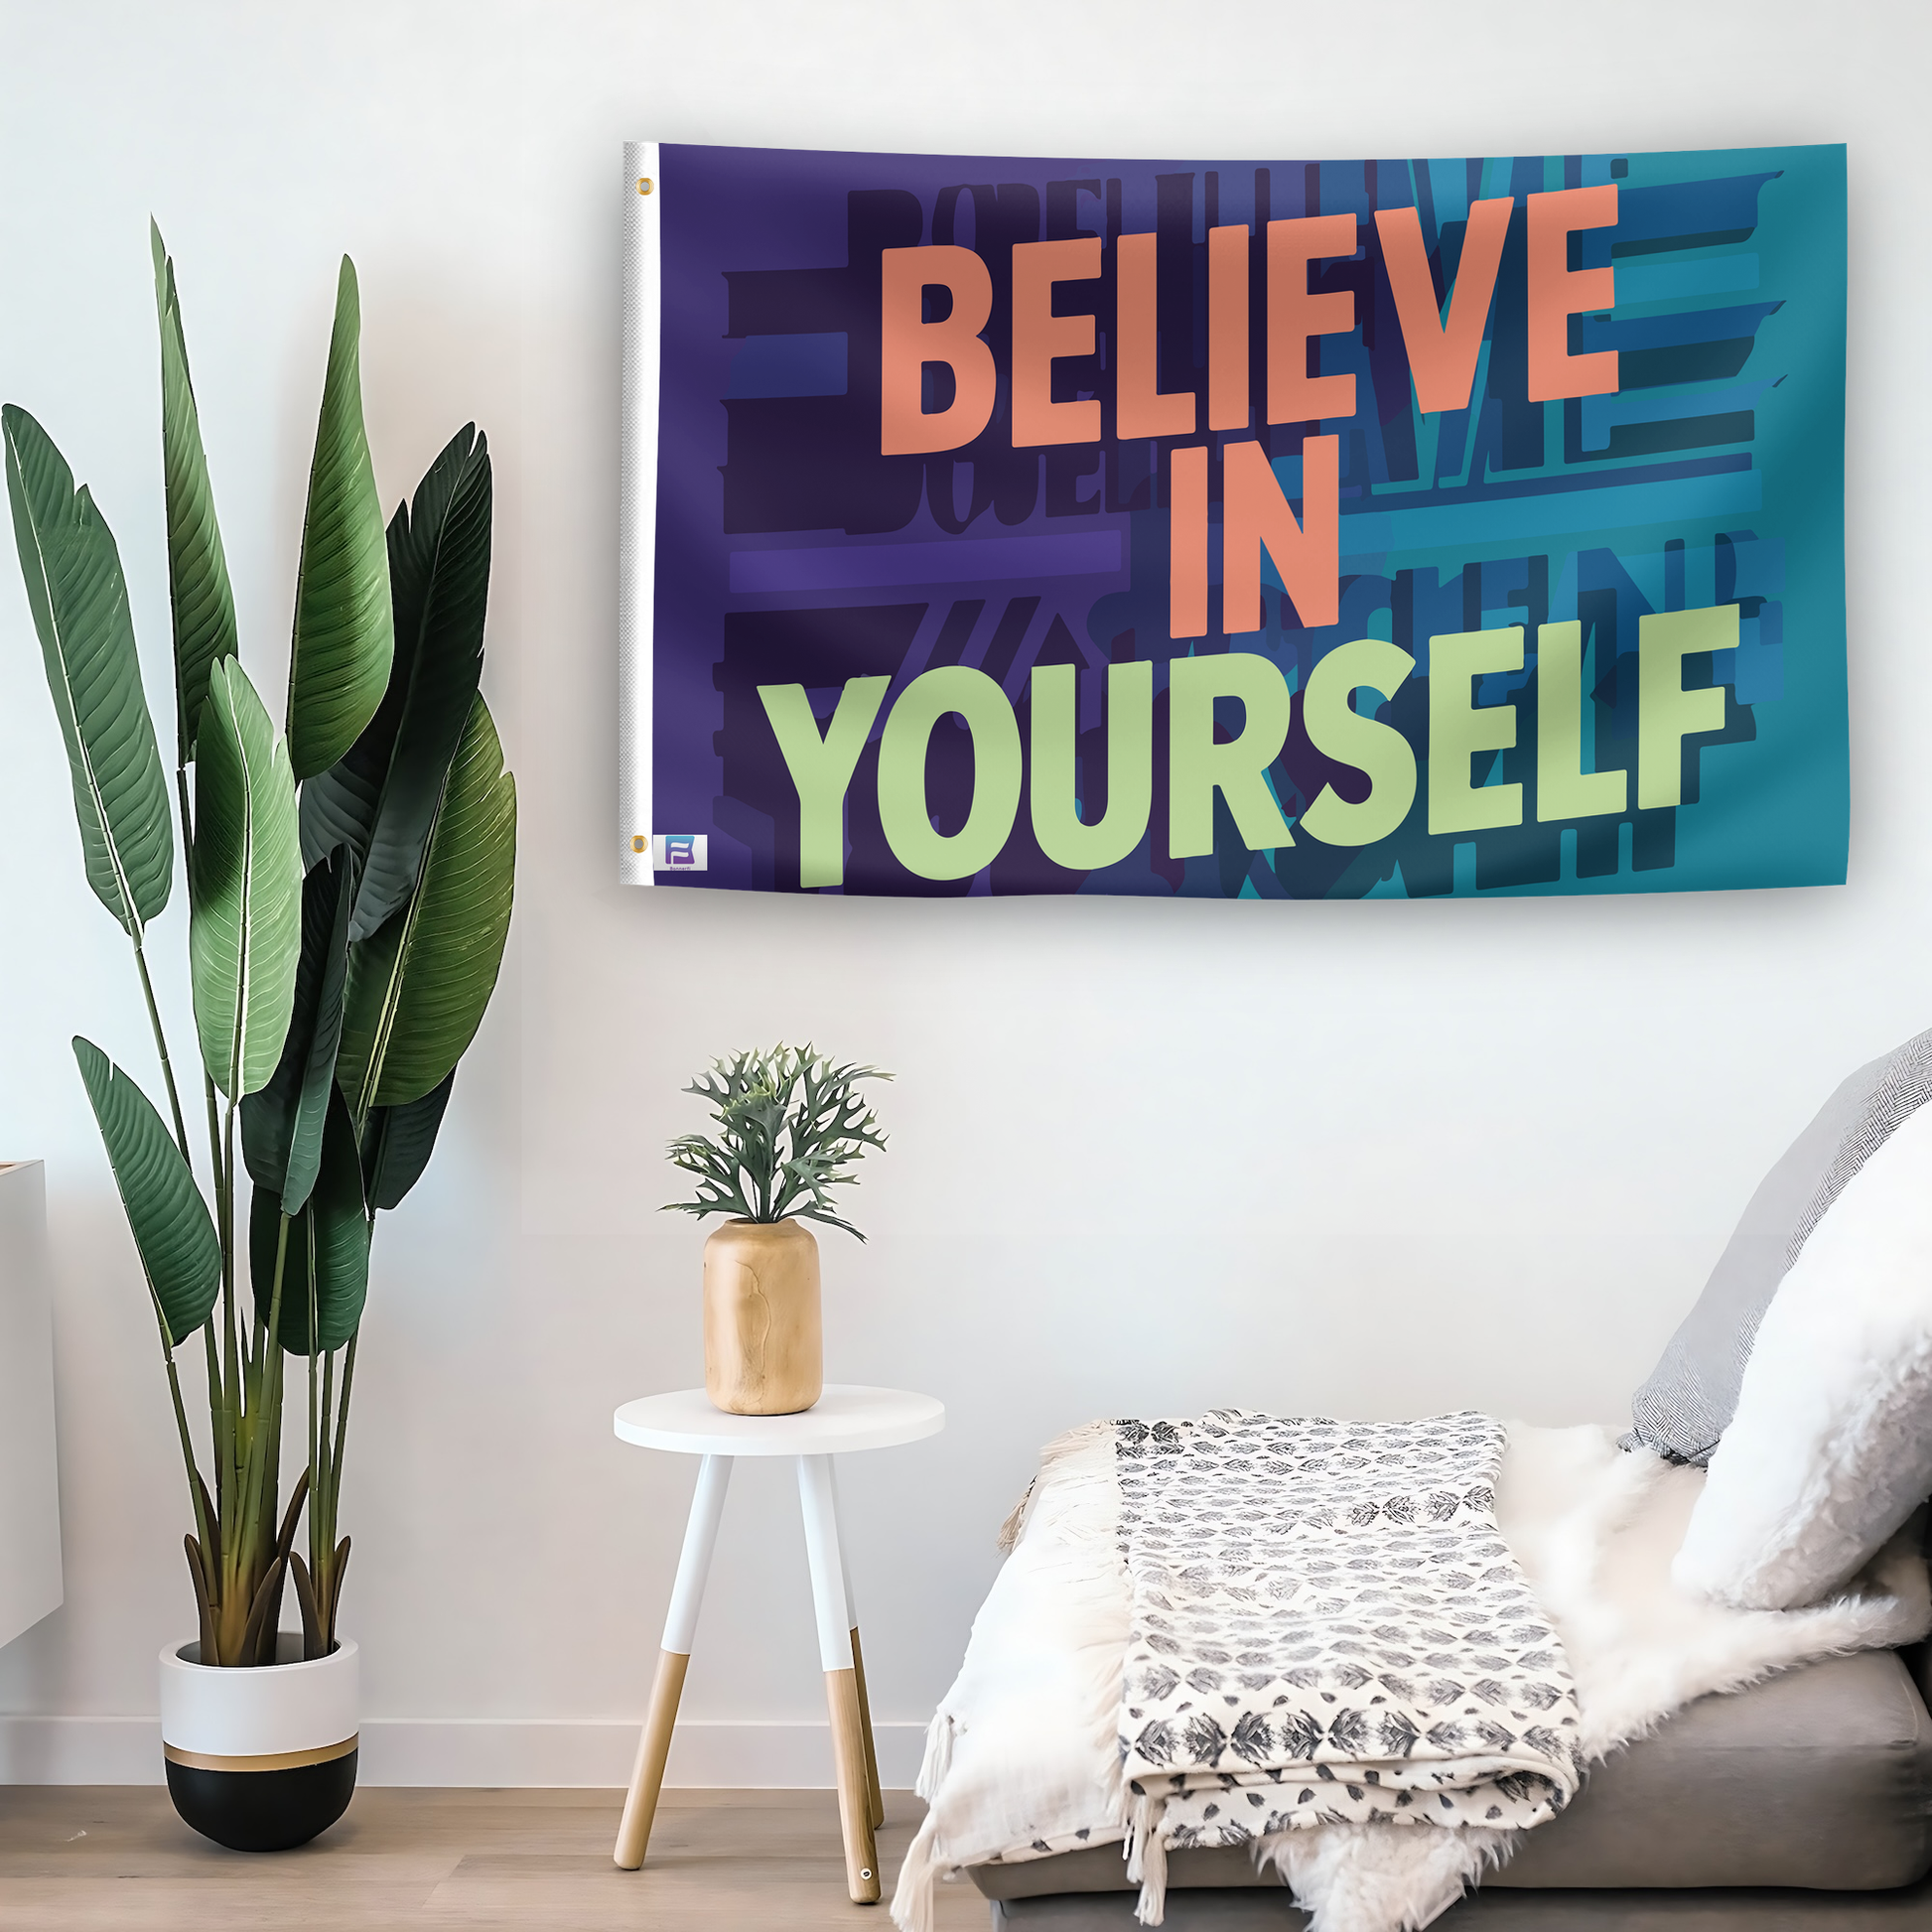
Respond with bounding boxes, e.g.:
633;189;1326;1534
0;0;1926;1785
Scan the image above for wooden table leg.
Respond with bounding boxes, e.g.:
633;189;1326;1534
827;1460;885;1830
615;1453;733;1869
849;1625;885;1831
797;1453;880;1903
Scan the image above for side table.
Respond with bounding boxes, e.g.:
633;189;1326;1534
611;1383;945;1902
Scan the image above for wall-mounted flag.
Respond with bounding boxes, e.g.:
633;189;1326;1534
620;141;1846;901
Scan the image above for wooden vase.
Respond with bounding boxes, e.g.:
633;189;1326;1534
702;1218;823;1415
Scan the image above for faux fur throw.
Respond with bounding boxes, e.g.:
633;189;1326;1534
1112;1413;1582;1918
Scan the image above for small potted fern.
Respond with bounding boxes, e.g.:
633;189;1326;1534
665;1045;889;1415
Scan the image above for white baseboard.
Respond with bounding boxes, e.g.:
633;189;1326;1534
0;1715;930;1788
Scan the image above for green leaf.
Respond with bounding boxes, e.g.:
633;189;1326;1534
73;1036;219;1347
287;257;392;780
241;847;354;1213
339;694;515;1113
360;1069;455;1211
250;1086;369;1355
150;222;238;763
3;405;174;936
296;743;379;877
301;426;490;943
190;658;303;1098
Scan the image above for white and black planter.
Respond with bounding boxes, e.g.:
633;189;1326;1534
159;1635;358;1852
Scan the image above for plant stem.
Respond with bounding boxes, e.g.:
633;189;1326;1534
251;1212;290;1530
219;1212;288;1665
202;1075;224;1224
218;1096;240;1566
323;1334;356;1649
199;1072;233;1542
220;1096;238;1429
163;1350;212;1561
332;1333;356;1501
131;939;191;1165
140;1264;213;1587
203;1317;225;1520
307;1292;320;1551
313;1344;336;1579
136;758;215;1569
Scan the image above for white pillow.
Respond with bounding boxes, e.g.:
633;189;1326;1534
1672;1098;1932;1610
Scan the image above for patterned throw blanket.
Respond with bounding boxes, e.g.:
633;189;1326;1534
1115;1411;1584;1911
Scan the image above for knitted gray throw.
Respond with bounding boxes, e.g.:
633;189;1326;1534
1114;1411;1584;1897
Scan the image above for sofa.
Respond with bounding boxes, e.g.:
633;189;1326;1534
969;1645;1932;1926
927;1030;1932;1929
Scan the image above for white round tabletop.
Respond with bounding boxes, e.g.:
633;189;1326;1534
613;1384;945;1457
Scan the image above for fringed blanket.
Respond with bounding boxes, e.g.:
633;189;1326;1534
894;1418;1932;1932
1112;1412;1582;1917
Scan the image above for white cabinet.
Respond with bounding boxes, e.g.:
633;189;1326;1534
0;1162;62;1648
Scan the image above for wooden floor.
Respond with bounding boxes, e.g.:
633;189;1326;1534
0;1787;991;1930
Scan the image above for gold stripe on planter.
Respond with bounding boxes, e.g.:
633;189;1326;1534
163;1735;358;1774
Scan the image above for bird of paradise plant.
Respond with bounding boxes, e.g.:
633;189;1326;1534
3;226;515;1665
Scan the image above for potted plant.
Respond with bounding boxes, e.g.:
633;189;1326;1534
3;226;515;1851
664;1045;890;1415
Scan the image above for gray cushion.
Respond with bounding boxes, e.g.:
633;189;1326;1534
970;1651;1932;1901
1625;1029;1932;1464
